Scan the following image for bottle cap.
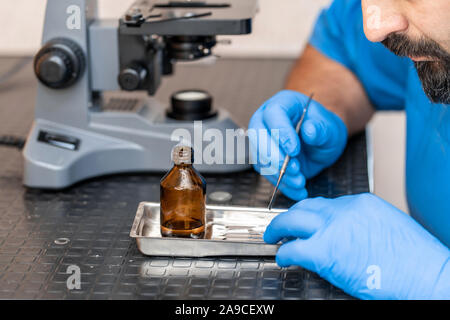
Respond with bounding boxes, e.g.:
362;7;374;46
172;145;193;165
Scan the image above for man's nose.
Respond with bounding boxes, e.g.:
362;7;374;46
362;0;409;42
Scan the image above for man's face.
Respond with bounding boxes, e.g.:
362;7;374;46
361;0;450;104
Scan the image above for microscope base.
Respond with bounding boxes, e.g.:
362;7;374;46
23;114;250;189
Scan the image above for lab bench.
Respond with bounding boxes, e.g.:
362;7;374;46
0;57;369;299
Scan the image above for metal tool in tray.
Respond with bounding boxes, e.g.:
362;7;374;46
130;202;287;257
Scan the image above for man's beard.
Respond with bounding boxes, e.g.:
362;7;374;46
382;34;450;104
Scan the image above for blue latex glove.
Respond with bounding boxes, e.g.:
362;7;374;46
264;193;450;299
248;90;347;201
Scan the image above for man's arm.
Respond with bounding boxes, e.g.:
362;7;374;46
285;45;375;136
247;44;375;197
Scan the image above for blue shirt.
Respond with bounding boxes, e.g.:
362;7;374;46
309;0;450;247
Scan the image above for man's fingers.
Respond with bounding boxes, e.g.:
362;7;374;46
260;90;311;158
263;169;306;190
275;239;325;273
249;109;300;176
301;119;329;147
263;104;301;157
286;158;300;175
264;206;325;244
283;170;306;189
291;196;334;216
253;164;308;201
274;185;308;202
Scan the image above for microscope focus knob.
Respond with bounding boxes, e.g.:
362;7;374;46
118;64;148;91
34;38;85;89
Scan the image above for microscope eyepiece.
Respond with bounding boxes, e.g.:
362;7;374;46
167;89;217;121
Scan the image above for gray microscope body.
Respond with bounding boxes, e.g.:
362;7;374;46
23;0;258;189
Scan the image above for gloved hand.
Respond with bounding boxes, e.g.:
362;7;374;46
264;193;450;299
248;90;347;201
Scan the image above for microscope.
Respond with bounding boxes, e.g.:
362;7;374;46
23;0;258;189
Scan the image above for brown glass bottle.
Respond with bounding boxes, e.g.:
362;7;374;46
160;146;206;239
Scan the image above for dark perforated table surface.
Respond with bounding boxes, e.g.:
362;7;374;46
0;57;369;299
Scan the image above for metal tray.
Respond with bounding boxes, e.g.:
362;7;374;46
130;202;287;257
